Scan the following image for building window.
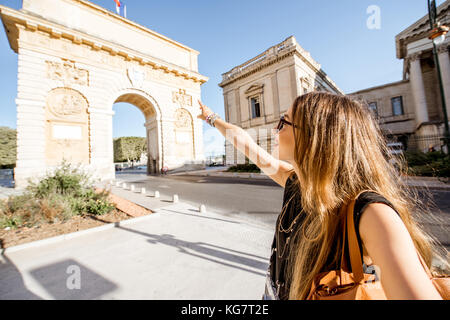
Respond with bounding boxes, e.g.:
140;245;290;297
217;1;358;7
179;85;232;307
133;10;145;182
391;96;404;116
251;97;261;118
368;102;378;117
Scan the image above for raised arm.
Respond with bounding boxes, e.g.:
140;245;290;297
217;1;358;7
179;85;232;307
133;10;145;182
198;100;293;187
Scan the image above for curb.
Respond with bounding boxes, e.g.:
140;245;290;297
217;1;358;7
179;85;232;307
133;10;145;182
175;172;450;190
0;212;161;255
408;185;450;191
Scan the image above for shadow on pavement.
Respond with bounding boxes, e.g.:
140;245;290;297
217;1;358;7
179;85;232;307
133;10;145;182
169;208;242;225
28;259;118;299
117;225;269;277
167;175;280;187
0;253;43;300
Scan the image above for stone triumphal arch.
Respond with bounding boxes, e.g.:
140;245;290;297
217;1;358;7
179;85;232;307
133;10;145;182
0;0;208;188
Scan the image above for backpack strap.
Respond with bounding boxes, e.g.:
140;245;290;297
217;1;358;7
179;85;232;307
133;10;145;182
344;189;380;283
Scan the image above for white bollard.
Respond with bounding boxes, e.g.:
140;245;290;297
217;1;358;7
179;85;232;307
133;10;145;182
199;204;206;214
122;183;127;189
173;194;179;203
154;191;160;198
141;187;146;195
130;184;135;192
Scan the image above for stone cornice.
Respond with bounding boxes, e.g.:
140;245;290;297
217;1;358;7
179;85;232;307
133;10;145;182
395;1;450;59
219;36;342;94
349;79;410;95
408;52;423;62
0;5;208;84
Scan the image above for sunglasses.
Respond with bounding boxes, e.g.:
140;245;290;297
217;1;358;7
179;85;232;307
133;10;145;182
276;115;297;131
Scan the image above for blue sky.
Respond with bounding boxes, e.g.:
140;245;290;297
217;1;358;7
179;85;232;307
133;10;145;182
0;0;445;157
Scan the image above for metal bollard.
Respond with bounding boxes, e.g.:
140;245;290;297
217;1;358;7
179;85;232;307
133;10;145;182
199;204;206;213
173;194;179;203
154;191;160;198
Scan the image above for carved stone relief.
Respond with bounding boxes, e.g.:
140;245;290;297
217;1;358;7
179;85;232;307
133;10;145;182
127;66;145;88
172;89;193;108
174;107;192;129
46;59;89;86
46;87;85;117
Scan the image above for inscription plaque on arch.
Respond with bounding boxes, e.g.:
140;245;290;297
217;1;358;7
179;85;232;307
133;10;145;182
45;88;90;165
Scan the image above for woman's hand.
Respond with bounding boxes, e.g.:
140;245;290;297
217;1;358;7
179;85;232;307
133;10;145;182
197;100;214;121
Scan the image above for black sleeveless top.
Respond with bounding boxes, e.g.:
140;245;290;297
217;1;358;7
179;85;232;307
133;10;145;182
268;172;398;300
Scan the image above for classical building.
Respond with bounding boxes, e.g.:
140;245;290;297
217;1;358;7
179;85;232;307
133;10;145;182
0;0;208;188
219;36;343;165
350;1;450;153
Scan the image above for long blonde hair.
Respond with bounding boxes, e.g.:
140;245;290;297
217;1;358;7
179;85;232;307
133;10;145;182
284;91;449;300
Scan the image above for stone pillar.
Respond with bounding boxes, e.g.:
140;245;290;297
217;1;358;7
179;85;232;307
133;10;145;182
145;117;161;175
14;98;46;189
438;45;450;124
88;107;115;182
193;118;205;164
14;48;47;189
409;53;429;127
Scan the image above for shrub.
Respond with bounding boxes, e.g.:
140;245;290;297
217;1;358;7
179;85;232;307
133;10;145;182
0;161;115;229
227;163;261;173
404;151;450;177
26;160;92;198
0;127;17;168
404;151;430;167
68;188;115;216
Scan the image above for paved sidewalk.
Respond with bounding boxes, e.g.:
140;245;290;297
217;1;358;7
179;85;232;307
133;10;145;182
0;181;274;300
0;185;23;200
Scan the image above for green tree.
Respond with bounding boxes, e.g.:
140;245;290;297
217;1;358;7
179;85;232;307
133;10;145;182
0;127;17;169
113;137;147;164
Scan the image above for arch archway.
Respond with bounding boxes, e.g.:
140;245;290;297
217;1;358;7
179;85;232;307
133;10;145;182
1;0;208;187
111;89;162;175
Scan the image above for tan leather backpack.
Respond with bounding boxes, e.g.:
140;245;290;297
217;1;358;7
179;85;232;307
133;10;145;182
307;190;450;300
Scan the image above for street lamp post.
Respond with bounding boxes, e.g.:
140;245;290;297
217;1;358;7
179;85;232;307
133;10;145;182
428;0;450;154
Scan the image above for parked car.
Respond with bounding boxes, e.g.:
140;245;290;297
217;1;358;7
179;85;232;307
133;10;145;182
387;142;404;167
387;142;404;156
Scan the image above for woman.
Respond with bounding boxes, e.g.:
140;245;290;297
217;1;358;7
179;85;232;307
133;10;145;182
197;92;448;300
